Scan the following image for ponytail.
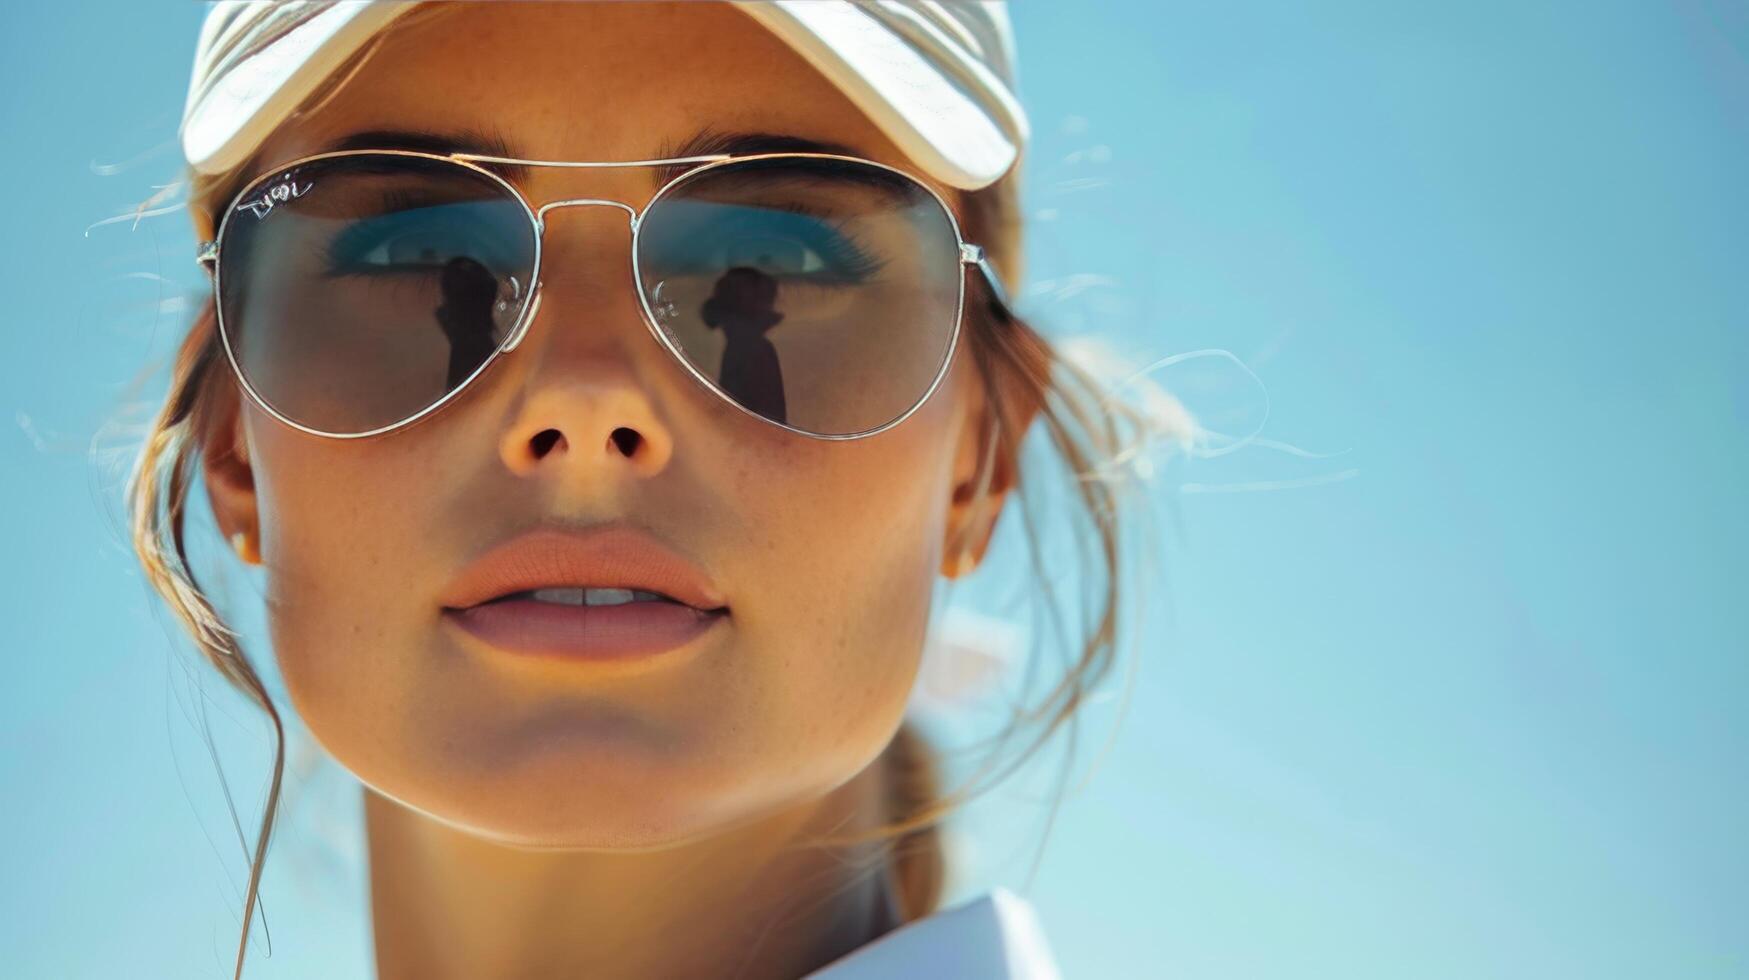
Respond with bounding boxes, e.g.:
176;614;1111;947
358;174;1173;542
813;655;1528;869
881;721;947;922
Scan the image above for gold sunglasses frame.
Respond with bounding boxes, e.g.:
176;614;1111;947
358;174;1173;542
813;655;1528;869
194;148;1015;441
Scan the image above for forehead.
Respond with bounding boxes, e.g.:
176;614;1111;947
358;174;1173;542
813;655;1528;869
250;1;927;190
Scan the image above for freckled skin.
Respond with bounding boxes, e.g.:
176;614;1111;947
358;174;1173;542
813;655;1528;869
204;3;999;855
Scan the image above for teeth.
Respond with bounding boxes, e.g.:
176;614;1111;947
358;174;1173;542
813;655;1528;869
526;587;672;606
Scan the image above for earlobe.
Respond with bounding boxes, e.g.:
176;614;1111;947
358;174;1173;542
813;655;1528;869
203;408;261;565
940;408;1007;579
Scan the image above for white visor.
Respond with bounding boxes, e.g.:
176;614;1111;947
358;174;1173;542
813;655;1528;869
180;0;1030;191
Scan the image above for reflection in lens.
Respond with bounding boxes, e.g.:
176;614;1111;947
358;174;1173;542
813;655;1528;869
701;266;788;424
437;256;504;391
215;154;537;435
637;157;962;436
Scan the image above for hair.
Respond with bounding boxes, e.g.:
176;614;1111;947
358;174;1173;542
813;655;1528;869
126;5;1178;977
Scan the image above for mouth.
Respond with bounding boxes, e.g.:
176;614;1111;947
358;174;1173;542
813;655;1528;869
438;524;730;663
443;589;728;662
469;587;707;609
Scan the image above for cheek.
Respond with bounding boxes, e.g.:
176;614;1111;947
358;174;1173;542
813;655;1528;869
247;409;455;765
697;401;959;785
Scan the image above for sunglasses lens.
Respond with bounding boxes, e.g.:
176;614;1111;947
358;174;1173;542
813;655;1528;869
216;154;538;435
635;157;964;436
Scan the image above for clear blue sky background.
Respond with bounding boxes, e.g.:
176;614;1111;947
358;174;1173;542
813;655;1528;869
3;2;1745;978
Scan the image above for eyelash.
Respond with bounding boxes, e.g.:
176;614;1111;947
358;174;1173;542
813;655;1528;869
756;200;890;284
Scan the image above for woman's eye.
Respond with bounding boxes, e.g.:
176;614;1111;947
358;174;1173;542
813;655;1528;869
326;200;514;275
355;228;468;268
698;208;881;282
718;234;827;276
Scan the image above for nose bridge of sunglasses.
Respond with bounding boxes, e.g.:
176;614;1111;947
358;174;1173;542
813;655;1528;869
500;198;643;355
534;197;639;226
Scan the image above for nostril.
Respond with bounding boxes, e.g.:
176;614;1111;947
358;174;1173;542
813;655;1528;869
530;428;564;458
608;427;640;456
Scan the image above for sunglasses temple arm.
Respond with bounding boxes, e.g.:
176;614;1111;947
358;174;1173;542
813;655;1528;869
196;240;218;278
962;243;1016;322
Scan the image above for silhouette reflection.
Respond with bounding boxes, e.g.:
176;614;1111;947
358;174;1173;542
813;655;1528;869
435;255;502;391
701;266;787;424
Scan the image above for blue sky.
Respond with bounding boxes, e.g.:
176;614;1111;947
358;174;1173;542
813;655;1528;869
3;2;1745;977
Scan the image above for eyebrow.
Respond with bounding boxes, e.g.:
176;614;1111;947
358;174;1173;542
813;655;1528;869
323;123;528;182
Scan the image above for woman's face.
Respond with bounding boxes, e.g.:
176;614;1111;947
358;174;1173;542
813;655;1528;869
203;1;996;847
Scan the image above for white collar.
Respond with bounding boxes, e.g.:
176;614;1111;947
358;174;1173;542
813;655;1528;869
804;888;1062;979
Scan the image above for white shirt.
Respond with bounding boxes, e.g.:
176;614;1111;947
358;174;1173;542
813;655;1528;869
804;888;1063;979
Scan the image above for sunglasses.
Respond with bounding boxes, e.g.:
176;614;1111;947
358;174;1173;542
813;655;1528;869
194;148;1015;440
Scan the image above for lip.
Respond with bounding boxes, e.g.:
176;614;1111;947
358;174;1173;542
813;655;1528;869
439;523;728;661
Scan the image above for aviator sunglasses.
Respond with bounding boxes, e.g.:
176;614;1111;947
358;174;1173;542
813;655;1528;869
195;148;1016;440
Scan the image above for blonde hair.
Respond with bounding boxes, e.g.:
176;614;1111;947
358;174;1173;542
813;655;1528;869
130;7;1178;976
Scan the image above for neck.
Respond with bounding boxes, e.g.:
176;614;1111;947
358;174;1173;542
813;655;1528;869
363;755;904;979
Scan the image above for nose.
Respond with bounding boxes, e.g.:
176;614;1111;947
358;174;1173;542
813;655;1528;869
496;207;675;482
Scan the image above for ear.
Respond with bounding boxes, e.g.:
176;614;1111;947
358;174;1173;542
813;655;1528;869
203;398;262;566
940;368;1036;579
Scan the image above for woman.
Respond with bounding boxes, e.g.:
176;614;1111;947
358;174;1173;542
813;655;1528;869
133;2;1157;976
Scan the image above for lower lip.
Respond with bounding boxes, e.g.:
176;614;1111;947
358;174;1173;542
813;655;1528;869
443;599;726;660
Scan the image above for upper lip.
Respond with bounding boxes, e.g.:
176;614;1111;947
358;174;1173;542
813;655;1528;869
440;523;728;612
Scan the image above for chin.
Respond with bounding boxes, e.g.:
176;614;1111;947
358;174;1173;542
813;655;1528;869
368;734;795;850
